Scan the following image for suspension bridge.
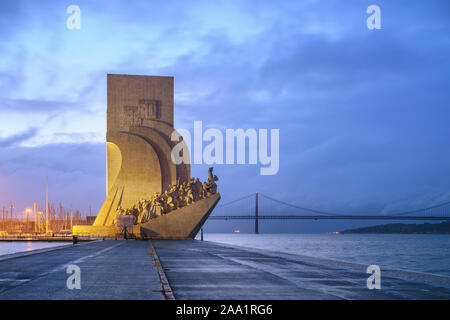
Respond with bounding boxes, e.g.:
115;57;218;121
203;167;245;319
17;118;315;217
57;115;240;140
209;193;450;233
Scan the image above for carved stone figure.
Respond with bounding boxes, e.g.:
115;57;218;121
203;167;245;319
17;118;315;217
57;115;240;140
116;168;219;225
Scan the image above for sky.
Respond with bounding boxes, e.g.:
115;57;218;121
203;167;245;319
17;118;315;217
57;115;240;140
0;0;449;232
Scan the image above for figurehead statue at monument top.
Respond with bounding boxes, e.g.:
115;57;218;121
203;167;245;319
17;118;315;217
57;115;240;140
73;74;220;239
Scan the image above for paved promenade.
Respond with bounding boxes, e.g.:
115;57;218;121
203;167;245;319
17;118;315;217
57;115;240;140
0;240;165;299
1;239;450;299
153;240;450;300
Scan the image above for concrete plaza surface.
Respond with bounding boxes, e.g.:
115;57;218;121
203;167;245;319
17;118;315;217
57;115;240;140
1;239;450;299
0;240;165;299
153;240;450;300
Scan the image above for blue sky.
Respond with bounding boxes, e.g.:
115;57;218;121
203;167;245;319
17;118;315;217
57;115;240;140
0;0;449;232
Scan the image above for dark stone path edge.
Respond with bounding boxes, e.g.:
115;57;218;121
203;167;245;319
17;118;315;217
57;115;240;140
150;240;175;300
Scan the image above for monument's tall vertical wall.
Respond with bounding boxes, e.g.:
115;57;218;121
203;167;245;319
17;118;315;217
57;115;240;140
93;74;190;226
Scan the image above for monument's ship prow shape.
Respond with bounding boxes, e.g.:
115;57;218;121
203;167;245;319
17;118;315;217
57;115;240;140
139;193;220;239
73;74;221;239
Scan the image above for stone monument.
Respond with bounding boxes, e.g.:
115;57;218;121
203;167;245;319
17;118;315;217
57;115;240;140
73;74;220;238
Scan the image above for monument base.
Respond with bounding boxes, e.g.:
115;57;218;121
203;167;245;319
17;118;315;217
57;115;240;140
73;193;220;239
139;193;221;239
72;225;118;237
72;225;142;237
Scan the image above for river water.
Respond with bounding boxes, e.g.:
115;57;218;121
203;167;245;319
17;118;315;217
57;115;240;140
198;233;450;277
0;242;68;256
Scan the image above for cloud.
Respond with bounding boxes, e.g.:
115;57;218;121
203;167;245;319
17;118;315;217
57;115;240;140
1;0;450;232
0;128;38;148
0;99;81;113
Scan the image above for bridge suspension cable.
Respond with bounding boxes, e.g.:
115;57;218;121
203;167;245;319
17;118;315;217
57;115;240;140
209;193;450;234
259;193;347;216
215;194;255;209
222;193;450;217
381;200;450;216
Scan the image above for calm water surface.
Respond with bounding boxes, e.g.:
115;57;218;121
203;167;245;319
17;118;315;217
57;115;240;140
198;233;450;277
0;242;68;256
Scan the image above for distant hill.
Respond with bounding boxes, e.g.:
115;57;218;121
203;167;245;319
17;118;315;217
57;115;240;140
341;222;450;234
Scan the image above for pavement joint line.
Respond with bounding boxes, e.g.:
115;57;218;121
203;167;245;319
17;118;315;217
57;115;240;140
199;248;344;299
0;239;102;263
204;240;450;289
0;240;122;296
43;242;125;276
213;253;343;300
150;240;175;300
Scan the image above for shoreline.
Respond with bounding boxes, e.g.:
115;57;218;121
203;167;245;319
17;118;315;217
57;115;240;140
205;240;450;289
198;233;450;278
0;236;95;242
153;240;450;299
0;240;100;262
2;236;450;289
